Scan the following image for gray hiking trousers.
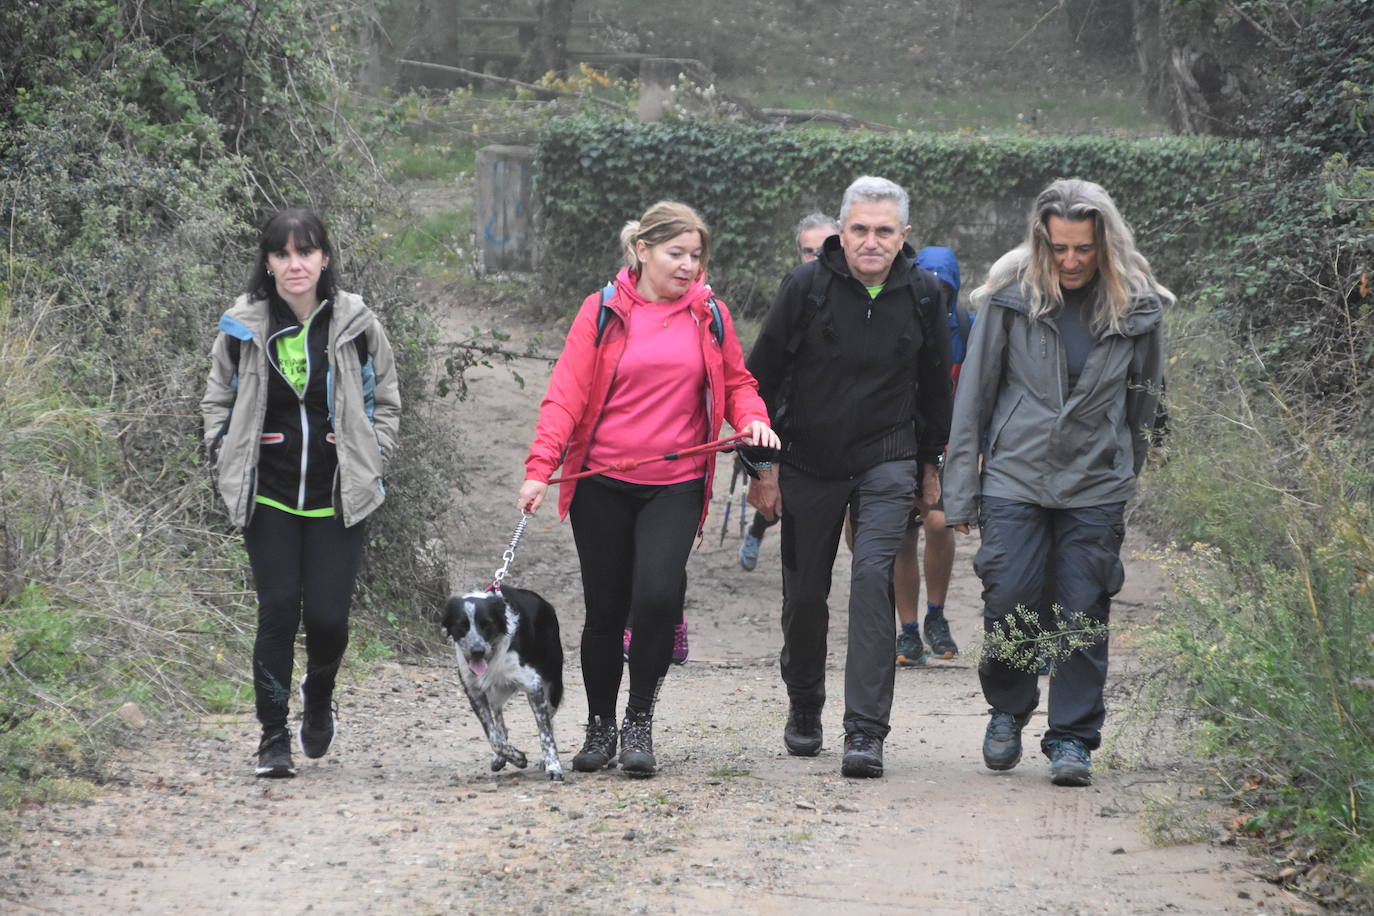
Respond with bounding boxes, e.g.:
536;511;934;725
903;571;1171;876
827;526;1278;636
778;459;917;739
974;497;1127;751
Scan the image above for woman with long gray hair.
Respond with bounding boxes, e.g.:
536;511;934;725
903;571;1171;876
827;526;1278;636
942;178;1169;787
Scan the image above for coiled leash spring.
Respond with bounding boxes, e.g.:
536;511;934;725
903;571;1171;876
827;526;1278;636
488;511;532;593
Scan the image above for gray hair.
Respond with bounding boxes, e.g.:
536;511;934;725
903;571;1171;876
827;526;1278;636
839;176;909;228
795;211;838;242
972;178;1174;334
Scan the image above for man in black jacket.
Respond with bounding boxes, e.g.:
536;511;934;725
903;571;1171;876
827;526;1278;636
746;176;953;778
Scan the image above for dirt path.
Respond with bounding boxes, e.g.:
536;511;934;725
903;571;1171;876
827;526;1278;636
1;298;1293;915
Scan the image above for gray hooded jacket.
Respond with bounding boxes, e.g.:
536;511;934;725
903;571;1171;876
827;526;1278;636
942;285;1164;526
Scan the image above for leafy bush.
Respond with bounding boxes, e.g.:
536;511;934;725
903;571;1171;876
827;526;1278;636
1138;282;1374;898
0;0;459;804
1131;2;1374;886
535;116;1260;315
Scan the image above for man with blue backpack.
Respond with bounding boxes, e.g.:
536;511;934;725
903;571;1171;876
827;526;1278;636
893;246;970;666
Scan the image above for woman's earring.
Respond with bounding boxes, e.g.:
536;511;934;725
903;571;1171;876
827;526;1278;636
266;269;274;276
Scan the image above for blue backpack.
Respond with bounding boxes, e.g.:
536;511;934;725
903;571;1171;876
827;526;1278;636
593;282;724;346
915;246;970;368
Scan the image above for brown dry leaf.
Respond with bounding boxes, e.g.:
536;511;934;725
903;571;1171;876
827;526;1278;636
1223;814;1254;833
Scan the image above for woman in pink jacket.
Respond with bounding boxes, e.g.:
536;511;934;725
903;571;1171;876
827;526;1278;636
519;201;778;778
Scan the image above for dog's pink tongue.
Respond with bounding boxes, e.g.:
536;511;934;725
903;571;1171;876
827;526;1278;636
468;659;488;677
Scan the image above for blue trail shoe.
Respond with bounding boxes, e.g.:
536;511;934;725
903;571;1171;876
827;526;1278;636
1047;736;1093;787
923;613;958;660
738;532;761;571
895;628;926;667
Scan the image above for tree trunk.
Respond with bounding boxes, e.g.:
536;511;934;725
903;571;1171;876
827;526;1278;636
523;0;576;81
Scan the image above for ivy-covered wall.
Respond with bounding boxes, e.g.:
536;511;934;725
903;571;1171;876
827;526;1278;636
535;116;1261;314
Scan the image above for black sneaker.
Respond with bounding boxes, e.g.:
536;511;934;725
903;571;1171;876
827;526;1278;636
571;715;618;772
298;680;337;760
983;709;1029;771
783;705;823;757
923;613;959;659
255;727;296;778
840;732;883;778
1047;736;1093;787
619;709;656;777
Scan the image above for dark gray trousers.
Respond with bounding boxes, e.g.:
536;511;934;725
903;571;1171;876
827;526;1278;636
778;460;917;739
973;497;1126;751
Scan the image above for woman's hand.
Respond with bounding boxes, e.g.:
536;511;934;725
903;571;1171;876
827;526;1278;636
953;523;970;535
742;420;780;451
518;479;549;514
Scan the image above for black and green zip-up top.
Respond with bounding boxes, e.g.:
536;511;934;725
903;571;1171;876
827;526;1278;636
255;298;338;514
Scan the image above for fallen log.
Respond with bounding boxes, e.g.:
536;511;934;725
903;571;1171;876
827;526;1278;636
757;107;899;132
396;58;625;111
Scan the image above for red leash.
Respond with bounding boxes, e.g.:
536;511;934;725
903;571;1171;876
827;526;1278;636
547;432;750;485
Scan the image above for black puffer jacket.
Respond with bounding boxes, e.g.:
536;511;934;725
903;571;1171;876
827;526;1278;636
747;237;953;479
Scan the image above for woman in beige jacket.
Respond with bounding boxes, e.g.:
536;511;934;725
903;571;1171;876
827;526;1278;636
202;208;400;778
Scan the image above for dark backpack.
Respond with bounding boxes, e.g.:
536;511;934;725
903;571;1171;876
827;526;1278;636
770;263;946;434
593;282;725;346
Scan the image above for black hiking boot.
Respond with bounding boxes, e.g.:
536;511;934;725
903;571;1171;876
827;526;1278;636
783;705;823;757
572;715;618;772
297;677;337;760
983;709;1030;771
841;732;884;778
255;726;296;778
619;709;656;777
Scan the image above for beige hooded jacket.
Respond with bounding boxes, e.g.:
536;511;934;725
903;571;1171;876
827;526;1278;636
200;291;400;528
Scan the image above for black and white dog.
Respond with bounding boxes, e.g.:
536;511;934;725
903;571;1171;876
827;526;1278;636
441;586;565;781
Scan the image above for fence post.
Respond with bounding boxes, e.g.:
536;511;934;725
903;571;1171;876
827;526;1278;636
474;144;535;273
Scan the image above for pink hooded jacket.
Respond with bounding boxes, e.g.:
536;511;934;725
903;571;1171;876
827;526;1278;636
524;268;769;533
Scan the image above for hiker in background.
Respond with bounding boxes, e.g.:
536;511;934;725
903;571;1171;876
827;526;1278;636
201;208;401;779
943;178;1169;787
891;245;968;666
518;201;778;778
746;176;952;778
737;211;839;572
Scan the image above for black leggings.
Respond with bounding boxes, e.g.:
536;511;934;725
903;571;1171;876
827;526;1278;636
244;504;367;729
569;475;702;718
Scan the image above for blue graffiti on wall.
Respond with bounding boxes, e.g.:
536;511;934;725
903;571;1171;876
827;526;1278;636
483;160;528;248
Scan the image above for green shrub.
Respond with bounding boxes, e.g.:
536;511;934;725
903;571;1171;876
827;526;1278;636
1140;304;1374;896
535;116;1260;315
